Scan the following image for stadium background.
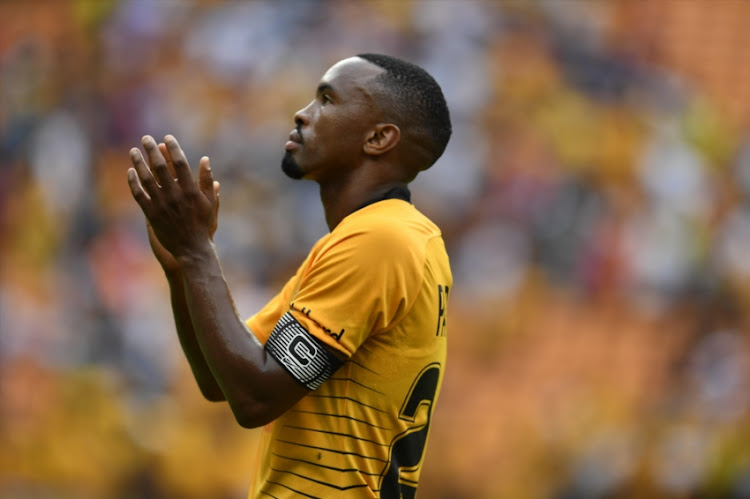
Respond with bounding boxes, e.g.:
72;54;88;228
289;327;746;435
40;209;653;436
3;0;750;497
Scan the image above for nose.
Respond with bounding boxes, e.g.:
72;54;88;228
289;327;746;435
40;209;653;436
293;101;313;127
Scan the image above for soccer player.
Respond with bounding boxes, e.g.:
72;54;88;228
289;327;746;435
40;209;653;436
127;53;452;498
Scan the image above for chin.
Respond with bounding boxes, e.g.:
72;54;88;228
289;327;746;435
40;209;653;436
281;151;305;180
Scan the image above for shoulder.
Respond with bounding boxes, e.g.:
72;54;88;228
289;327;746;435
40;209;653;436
323;200;440;264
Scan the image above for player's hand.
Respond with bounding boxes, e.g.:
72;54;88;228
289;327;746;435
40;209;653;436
143;142;221;274
128;134;220;262
157;141;221;239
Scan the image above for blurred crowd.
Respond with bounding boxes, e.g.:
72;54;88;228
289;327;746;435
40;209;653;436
3;1;750;498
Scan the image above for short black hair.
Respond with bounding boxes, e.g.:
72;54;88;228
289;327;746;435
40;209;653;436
357;53;452;172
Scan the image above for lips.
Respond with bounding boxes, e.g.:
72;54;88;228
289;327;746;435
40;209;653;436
289;129;303;144
285;129;303;152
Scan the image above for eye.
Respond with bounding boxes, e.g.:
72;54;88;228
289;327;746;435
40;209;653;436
321;94;332;104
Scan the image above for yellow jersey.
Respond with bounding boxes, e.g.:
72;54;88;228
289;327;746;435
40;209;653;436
245;196;451;498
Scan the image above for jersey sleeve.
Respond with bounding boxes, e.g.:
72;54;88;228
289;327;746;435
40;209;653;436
246;277;346;391
288;223;423;359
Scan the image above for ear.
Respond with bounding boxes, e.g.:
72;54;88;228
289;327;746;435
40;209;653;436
363;123;400;156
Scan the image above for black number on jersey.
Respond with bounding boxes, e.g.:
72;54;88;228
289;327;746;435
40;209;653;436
379;363;441;498
435;284;449;337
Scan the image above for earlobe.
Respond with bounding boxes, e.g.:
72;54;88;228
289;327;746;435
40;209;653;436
364;124;400;156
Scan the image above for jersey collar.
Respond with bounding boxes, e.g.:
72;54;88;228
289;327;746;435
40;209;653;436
355;185;411;212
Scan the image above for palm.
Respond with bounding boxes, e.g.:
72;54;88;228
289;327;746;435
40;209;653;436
147;220;179;273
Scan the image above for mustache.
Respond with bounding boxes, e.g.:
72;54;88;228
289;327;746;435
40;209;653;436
296;125;304;144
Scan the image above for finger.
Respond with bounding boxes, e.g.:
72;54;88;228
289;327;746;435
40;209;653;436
141;135;174;191
127;167;152;210
158;142;178;179
210;181;220;237
198;156;215;201
129;147;160;198
164;135;195;191
214;180;220;215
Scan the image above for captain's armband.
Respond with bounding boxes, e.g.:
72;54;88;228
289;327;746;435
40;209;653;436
265;312;343;390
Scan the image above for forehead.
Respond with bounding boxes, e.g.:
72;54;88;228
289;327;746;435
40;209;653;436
318;57;384;96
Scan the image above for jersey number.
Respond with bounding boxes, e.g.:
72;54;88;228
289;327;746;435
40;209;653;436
379;363;441;498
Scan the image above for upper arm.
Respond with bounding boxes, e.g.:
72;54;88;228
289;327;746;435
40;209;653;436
233;348;311;428
235;262;339;427
235;317;343;428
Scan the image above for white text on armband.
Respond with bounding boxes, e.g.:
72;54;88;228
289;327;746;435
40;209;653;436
265;312;343;390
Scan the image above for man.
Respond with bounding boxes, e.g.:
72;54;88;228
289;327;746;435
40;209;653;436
127;53;452;498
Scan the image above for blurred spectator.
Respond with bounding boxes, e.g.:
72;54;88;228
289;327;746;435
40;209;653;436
4;1;750;497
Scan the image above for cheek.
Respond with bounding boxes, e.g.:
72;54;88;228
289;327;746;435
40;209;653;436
304;131;324;158
306;124;336;156
309;111;364;158
328;117;365;150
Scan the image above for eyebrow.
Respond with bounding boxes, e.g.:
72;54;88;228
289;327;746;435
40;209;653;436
316;83;335;96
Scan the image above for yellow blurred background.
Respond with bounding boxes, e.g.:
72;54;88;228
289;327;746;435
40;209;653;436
3;1;750;498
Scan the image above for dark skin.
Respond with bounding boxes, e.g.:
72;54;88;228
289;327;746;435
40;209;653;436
285;57;405;228
128;57;412;428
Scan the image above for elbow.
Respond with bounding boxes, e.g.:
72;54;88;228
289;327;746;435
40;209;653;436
202;389;227;403
228;398;279;429
234;414;268;429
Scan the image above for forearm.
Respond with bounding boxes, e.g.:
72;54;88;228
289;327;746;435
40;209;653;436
177;242;279;424
127;134;298;424
165;269;226;401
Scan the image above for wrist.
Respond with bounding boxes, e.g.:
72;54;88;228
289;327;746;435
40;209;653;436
175;241;217;269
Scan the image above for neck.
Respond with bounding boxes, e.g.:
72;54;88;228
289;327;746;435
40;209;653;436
319;174;408;231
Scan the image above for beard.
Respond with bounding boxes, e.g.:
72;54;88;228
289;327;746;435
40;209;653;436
281;151;304;180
